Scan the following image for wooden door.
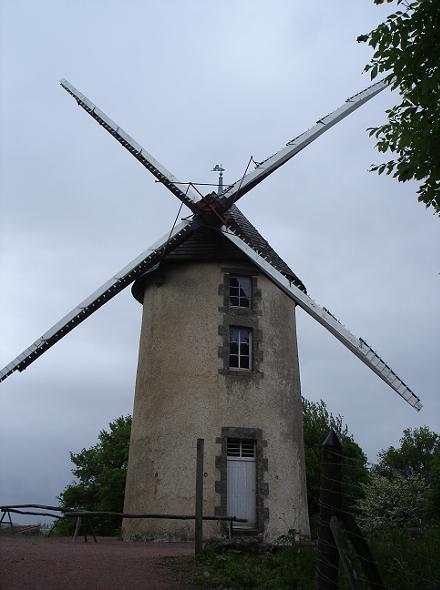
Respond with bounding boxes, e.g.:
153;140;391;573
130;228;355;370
226;439;256;529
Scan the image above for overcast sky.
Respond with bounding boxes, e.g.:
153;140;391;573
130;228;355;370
1;1;438;524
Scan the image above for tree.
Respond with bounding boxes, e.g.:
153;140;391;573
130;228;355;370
58;415;132;535
357;472;429;531
376;425;440;478
357;0;440;215
374;425;440;521
302;398;368;532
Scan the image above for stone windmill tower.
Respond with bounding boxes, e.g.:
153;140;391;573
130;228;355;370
0;79;422;543
124;183;310;541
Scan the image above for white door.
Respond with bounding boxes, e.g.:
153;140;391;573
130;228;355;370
227;439;256;529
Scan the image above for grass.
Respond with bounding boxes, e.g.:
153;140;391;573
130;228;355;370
163;527;440;590
368;527;440;590
191;543;315;590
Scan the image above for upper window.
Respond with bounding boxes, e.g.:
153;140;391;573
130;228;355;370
229;275;252;308
229;327;252;369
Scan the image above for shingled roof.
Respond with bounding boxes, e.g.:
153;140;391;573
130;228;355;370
154;205;306;292
226;205;306;292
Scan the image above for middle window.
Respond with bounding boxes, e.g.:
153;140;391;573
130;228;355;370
229;327;252;369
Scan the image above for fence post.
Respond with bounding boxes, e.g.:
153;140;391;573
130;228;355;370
317;430;342;590
195;438;204;557
73;516;82;543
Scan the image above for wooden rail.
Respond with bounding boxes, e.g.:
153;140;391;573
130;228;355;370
1;505;247;523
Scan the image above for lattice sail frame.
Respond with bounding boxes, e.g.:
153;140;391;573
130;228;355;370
0;78;422;411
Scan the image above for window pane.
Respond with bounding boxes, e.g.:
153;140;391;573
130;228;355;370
229;355;239;368
230;296;239;307
241;440;255;457
239;277;252;299
240;356;250;369
230;342;238;355
227;439;241;456
240;343;249;356
229;277;239;288
230;327;239;342
241;329;250;344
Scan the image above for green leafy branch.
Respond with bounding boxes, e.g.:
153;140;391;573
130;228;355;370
358;0;440;215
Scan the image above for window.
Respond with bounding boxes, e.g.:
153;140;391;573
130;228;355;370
229;275;252;308
229;327;252;369
227;439;256;458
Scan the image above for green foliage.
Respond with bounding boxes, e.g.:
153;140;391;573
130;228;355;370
58;415;132;536
356;472;430;530
368;527;440;590
358;0;440;215
356;425;440;536
302;398;368;533
428;447;440;518
196;544;315;590
376;425;440;477
375;425;440;521
193;529;440;590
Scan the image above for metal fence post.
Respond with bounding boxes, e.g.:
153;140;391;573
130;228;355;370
195;438;204;557
317;430;342;590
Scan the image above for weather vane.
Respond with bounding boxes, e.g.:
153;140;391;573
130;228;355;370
212;163;225;195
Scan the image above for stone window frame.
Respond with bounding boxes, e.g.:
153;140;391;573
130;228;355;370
218;267;263;378
215;427;269;536
228;275;252;309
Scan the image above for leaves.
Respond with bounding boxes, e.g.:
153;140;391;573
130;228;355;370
359;0;440;215
357;426;440;530
58;415;132;535
376;426;440;479
357;473;430;531
370;426;440;524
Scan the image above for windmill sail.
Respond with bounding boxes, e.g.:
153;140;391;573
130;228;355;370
60;79;202;212
0;219;199;383
218;80;387;210
221;226;422;411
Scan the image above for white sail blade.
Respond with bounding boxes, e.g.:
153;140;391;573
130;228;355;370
219;80;387;210
221;227;422;411
60;79;202;212
0;219;199;384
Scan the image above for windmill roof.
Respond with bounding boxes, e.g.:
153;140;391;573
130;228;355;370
132;206;306;303
226;205;305;291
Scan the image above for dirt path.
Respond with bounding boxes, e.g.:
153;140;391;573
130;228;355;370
0;536;195;590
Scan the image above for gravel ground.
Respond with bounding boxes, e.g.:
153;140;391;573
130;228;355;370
0;536;195;590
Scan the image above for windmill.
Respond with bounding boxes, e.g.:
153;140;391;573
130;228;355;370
1;78;422;542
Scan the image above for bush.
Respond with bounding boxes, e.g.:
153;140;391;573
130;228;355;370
357;472;430;531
